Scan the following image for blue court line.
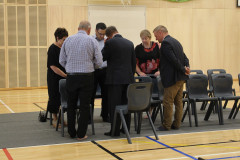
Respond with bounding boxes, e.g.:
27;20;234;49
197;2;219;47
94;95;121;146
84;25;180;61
208;156;240;160
146;136;197;160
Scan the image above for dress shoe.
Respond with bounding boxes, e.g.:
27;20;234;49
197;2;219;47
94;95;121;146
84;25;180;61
171;125;179;130
104;131;120;136
157;126;169;131
102;117;110;123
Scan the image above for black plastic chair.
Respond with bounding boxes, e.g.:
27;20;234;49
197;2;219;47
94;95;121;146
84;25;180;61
134;76;160;130
211;73;240;122
56;79;95;137
238;73;240;86
112;82;159;144
187;74;221;127
206;69;236;110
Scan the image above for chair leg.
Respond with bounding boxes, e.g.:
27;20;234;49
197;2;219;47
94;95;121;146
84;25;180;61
50;112;53;125
159;104;163;124
137;112;142;134
134;113;138;131
218;99;224;125
182;105;188;122
146;111;159;140
90;104;95;135
223;100;228;109
111;110;118;137
56;109;61;131
119;110;132;144
192;101;198;127
204;101;214;121
187;101;192;127
228;100;238;119
233;103;240;119
61;108;64;137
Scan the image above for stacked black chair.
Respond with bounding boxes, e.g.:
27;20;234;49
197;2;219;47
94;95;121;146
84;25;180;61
187;74;221;126
206;69;236;110
211;73;240;123
112;82;159;144
56;79;95;137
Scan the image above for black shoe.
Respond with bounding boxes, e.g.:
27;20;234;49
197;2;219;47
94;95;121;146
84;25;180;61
104;131;111;136
171;125;179;130
157;126;169;131
104;131;120;136
198;158;205;160
102;117;110;123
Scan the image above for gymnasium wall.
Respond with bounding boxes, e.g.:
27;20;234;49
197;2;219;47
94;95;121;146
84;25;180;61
0;0;239;88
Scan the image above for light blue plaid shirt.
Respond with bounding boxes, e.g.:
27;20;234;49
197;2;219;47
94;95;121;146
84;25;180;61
59;30;103;73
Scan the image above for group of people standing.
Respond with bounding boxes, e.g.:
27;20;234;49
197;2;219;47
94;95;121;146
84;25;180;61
46;20;190;140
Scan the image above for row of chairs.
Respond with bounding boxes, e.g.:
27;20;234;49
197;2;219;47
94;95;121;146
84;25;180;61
150;69;240;128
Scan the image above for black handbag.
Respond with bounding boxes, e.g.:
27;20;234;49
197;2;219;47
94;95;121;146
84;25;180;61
38;111;47;122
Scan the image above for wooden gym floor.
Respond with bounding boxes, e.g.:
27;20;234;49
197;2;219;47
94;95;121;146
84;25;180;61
0;82;240;160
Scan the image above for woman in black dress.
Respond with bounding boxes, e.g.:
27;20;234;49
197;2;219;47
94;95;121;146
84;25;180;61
135;29;160;118
47;28;68;127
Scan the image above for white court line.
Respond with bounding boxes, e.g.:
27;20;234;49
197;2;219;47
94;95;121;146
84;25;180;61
158;151;240;160
6;128;240;150
0;99;14;113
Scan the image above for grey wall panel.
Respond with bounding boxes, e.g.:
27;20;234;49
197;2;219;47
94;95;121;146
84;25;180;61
8;48;17;88
0;5;4;46
39;48;47;86
17;6;26;46
29;6;38;46
30;48;38;87
0;49;5;88
38;6;47;46
7;6;17;46
18;48;27;87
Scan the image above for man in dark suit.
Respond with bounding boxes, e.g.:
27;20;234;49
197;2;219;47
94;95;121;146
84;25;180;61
102;26;136;136
153;25;190;131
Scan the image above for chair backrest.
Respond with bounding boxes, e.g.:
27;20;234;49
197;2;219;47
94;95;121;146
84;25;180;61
238;73;240;86
211;73;233;97
134;76;158;98
207;69;226;90
187;74;209;99
127;82;153;112
59;79;68;107
190;70;203;74
157;77;164;100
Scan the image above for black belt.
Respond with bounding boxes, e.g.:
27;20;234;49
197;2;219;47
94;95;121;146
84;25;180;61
67;72;93;76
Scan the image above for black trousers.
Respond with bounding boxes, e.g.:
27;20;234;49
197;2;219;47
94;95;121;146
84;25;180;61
91;68;108;119
66;73;94;138
47;70;62;114
108;84;131;135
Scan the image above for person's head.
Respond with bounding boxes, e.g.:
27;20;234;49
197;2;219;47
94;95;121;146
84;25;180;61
78;20;91;35
95;22;106;40
153;25;168;43
105;26;118;39
140;29;151;46
54;28;68;47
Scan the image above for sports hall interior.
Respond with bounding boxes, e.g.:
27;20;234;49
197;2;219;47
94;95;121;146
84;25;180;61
0;0;240;160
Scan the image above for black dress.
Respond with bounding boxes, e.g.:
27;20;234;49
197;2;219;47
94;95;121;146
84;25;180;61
47;44;66;114
135;41;160;75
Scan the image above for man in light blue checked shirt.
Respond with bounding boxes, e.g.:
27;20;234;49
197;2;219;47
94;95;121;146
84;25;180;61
59;20;103;140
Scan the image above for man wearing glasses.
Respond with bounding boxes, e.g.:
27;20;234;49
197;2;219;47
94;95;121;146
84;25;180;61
91;22;109;122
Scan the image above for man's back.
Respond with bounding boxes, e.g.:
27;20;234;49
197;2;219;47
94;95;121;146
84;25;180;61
160;35;189;88
102;34;136;84
59;30;102;73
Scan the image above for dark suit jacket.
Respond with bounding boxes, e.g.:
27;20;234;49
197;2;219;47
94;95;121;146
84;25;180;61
102;34;136;84
159;35;189;88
